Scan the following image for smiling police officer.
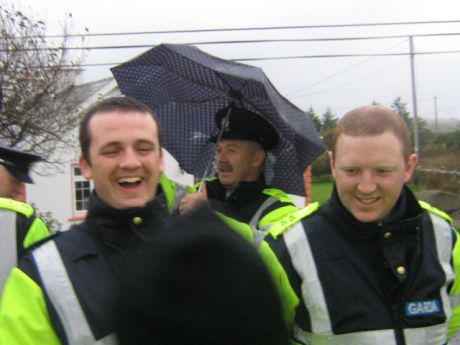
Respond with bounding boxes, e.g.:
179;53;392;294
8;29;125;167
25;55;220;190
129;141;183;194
0;97;169;344
263;105;460;345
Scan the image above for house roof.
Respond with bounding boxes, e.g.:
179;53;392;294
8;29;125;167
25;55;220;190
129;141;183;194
69;77;120;116
71;77;117;103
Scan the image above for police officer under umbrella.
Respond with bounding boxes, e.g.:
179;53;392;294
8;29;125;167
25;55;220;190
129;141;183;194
111;43;326;242
111;43;325;198
0;145;50;295
179;105;298;243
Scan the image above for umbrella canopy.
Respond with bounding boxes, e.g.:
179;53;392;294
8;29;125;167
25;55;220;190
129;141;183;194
111;43;325;196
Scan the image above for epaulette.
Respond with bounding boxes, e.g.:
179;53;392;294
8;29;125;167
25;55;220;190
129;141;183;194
0;197;34;217
262;188;295;203
267;202;320;239
193;177;218;190
418;200;454;225
24;231;62;253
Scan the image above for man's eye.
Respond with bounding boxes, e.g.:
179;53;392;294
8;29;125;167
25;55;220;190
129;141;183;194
102;149;118;156
138;147;153;153
377;169;391;175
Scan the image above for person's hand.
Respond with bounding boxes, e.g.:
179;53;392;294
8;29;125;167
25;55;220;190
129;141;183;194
179;184;208;215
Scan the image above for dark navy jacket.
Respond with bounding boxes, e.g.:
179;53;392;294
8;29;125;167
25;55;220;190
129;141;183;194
19;193;168;344
266;186;456;345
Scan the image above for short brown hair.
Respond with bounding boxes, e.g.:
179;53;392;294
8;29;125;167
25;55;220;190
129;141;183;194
79;96;161;163
331;105;412;160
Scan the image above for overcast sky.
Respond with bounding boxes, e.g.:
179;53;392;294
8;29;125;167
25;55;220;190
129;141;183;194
16;0;460;123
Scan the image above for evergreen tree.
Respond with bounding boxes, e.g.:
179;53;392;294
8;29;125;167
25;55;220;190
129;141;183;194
320;107;338;149
321;107;338;131
391;97;429;150
306;106;322;132
391;97;413;131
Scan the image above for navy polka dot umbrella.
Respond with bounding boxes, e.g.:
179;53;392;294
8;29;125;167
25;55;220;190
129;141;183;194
111;43;325;196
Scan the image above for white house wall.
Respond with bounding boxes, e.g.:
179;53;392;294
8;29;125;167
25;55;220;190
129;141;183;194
27;163;74;230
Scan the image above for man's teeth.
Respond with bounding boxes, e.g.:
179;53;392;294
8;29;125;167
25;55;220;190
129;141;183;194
359;198;376;204
118;177;141;184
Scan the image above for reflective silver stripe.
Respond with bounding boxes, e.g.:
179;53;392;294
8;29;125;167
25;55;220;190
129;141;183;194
300;323;447;345
429;212;454;318
249;196;278;231
404;323;449;345
285;213;453;344
33;241;118;345
303;328;397;345
284;222;332;334
253;230;266;248
451;331;460;345
0;209;17;295
451;293;460;309
250;197;278;247
171;183;187;214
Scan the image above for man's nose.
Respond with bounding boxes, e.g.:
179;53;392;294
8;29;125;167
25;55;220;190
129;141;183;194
119;149;142;169
215;151;227;161
357;172;377;194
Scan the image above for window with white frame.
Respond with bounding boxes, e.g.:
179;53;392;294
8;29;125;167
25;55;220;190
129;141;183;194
72;164;92;213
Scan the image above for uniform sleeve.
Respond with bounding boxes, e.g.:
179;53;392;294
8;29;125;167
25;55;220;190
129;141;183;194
258;240;299;328
215;211;254;242
448;227;460;340
23;217;50;249
0;267;60;345
216;209;300;323
258;240;306;345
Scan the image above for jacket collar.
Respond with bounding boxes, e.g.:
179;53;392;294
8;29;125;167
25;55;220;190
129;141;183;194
209;174;267;199
83;192;168;250
327;185;424;239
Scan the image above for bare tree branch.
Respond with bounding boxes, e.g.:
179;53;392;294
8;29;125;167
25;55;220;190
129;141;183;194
0;2;87;174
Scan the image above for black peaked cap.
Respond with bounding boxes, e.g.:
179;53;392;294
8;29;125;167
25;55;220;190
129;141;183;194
210;106;279;150
0;145;41;183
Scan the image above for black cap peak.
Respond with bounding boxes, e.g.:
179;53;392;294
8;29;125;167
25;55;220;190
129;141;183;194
0;146;42;183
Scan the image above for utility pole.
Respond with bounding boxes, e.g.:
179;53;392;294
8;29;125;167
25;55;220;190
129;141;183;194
409;36;420;155
434;96;438;132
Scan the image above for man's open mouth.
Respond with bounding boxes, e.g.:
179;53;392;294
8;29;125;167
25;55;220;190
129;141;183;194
118;176;142;187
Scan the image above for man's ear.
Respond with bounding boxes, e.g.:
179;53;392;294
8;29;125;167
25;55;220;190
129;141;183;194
159;148;165;174
404;153;418;183
79;155;92;180
328;151;336;178
253;149;266;168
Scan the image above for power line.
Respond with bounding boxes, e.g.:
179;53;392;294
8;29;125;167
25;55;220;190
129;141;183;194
4;21;460;113
286;38;409;96
291;58;408;99
13;19;460;39
3;32;460;52
23;49;460;69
